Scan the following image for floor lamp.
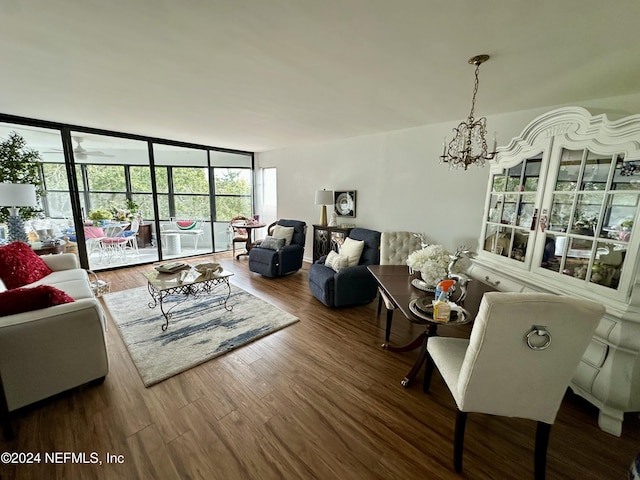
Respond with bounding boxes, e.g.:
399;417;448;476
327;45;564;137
315;189;333;226
0;183;37;243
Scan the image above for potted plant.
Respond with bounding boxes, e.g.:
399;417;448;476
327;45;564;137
88;208;113;226
0;132;44;225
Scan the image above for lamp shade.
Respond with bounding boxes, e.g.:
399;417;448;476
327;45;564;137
315;189;333;206
0;183;37;207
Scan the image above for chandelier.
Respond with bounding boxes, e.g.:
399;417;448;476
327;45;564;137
440;54;496;170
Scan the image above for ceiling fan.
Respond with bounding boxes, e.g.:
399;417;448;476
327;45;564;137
43;136;114;160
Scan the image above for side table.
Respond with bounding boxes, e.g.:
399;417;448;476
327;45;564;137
31;240;66;256
137;222;153;248
312;225;352;262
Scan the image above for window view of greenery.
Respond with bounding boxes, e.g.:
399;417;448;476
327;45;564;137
215;168;252;221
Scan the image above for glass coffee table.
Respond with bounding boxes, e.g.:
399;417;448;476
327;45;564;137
143;264;234;331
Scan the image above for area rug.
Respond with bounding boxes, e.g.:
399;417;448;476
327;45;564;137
102;284;299;387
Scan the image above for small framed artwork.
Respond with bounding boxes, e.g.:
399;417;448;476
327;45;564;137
334;190;356;217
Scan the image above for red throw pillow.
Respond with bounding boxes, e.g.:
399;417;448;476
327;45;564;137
0;242;53;289
0;285;75;317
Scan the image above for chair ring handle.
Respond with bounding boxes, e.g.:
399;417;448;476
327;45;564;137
526;326;551;351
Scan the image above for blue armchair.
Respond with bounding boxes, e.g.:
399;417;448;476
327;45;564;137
308;228;381;307
248;219;307;277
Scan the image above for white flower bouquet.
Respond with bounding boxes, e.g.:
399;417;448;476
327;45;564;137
406;244;451;286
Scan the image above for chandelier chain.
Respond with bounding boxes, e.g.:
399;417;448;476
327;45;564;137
468;63;481;122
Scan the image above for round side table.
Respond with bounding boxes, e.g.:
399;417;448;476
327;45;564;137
31;240;66;256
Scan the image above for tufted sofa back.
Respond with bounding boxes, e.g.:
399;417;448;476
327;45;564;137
380;231;422;266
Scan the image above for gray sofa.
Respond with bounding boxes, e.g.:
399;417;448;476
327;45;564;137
0;254;108;417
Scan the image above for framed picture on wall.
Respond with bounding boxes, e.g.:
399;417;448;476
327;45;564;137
334;190;356;217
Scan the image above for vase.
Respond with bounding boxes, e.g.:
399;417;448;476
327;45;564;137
420;271;439;290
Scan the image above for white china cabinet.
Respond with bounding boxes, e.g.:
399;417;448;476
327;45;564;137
468;107;640;436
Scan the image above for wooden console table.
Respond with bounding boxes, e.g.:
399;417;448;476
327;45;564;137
312;225;352;262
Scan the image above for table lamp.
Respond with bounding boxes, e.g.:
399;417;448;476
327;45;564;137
315;189;334;226
0;183;37;243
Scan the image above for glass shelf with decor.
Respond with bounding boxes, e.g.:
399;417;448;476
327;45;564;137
482;154;542;263
470;107;640;437
539;150;639;293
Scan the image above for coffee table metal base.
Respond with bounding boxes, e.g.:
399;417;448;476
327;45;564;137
147;276;233;331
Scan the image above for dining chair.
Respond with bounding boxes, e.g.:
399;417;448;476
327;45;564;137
377;231;422;344
229;216;250;258
424;292;605;479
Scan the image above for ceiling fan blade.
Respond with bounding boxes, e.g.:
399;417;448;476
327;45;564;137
85;151;115;157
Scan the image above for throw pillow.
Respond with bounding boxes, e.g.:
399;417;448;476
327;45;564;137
325;250;349;272
0;285;75;317
339;237;365;267
260;236;286;251
177;220;197;230
272;225;295;246
0;242;53;289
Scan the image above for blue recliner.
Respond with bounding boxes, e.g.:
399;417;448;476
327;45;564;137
248;219;306;277
308;228;381;307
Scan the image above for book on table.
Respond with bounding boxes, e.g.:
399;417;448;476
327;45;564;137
155;262;189;273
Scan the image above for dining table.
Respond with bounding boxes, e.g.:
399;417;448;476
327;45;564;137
368;265;497;389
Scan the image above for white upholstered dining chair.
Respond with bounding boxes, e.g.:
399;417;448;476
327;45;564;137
424;292;605;480
377;231;422;343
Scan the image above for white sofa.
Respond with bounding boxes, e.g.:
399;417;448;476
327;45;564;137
0;253;109;412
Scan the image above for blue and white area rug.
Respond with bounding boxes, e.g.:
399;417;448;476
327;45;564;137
102;284;299;387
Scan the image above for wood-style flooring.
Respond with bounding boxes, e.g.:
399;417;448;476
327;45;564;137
1;253;638;479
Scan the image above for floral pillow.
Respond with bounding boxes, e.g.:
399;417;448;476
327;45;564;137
0;242;53;289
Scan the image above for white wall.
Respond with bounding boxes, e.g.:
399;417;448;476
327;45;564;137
256;93;640;261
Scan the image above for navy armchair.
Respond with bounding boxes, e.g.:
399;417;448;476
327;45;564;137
308;228;381;307
248;219;306;277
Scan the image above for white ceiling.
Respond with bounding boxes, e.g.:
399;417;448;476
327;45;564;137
1;0;640;152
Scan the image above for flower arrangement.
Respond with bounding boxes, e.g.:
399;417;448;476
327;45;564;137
109;201;136;222
406;244;451;286
112;208;133;222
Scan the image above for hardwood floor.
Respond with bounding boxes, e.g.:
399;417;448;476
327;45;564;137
1;252;638;479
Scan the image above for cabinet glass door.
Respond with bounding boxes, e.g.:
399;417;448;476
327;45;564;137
540;149;639;290
482;155;542;263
